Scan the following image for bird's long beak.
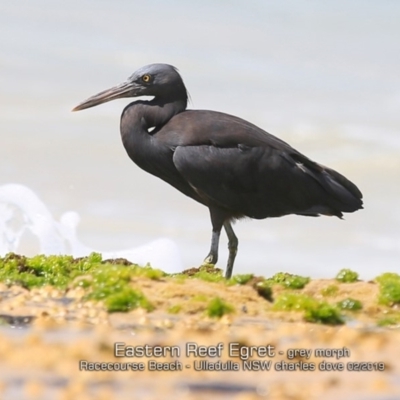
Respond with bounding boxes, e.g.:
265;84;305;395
72;80;137;111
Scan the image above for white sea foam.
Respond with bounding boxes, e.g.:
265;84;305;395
0;184;183;273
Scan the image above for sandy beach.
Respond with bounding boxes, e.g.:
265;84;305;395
0;257;399;400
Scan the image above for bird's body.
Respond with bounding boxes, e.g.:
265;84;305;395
73;63;363;278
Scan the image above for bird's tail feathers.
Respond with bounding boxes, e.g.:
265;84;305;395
319;167;363;212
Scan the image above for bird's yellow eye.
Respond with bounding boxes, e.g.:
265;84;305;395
142;74;151;83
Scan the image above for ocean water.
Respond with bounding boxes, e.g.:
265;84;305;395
1;0;399;279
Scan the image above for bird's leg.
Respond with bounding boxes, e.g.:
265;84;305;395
203;229;220;265
223;221;238;279
203;209;224;266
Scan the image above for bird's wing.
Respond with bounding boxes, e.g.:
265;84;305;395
173;143;362;219
166;110;362;218
173;144;311;218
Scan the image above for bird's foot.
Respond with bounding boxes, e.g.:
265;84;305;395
203;256;214;264
203;253;218;265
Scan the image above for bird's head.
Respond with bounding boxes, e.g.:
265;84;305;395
73;63;187;111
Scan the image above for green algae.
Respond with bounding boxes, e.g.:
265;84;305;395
264;272;310;289
0;252;155;312
103;288;153;313
254;280;273;301
0;253;397;326
375;273;400;306
304;304;344;325
206;297;235;318
377;312;400;327
229;274;254;285
337;298;363;311
191;294;208;302
0;253;84;289
172;274;187;284
179;266;253;286
273;293;344;325
181;264;225;283
167;305;182;314
86;264;154;312
321;284;339;297
336;269;359;283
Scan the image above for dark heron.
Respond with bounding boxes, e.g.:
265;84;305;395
73;63;363;278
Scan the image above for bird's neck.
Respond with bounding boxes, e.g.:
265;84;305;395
121;96;186;134
146;97;187;130
120;96;187;166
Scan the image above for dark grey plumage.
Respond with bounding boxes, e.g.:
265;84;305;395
73;63;363;278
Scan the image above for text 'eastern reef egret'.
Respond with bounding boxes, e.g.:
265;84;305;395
73;63;363;278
